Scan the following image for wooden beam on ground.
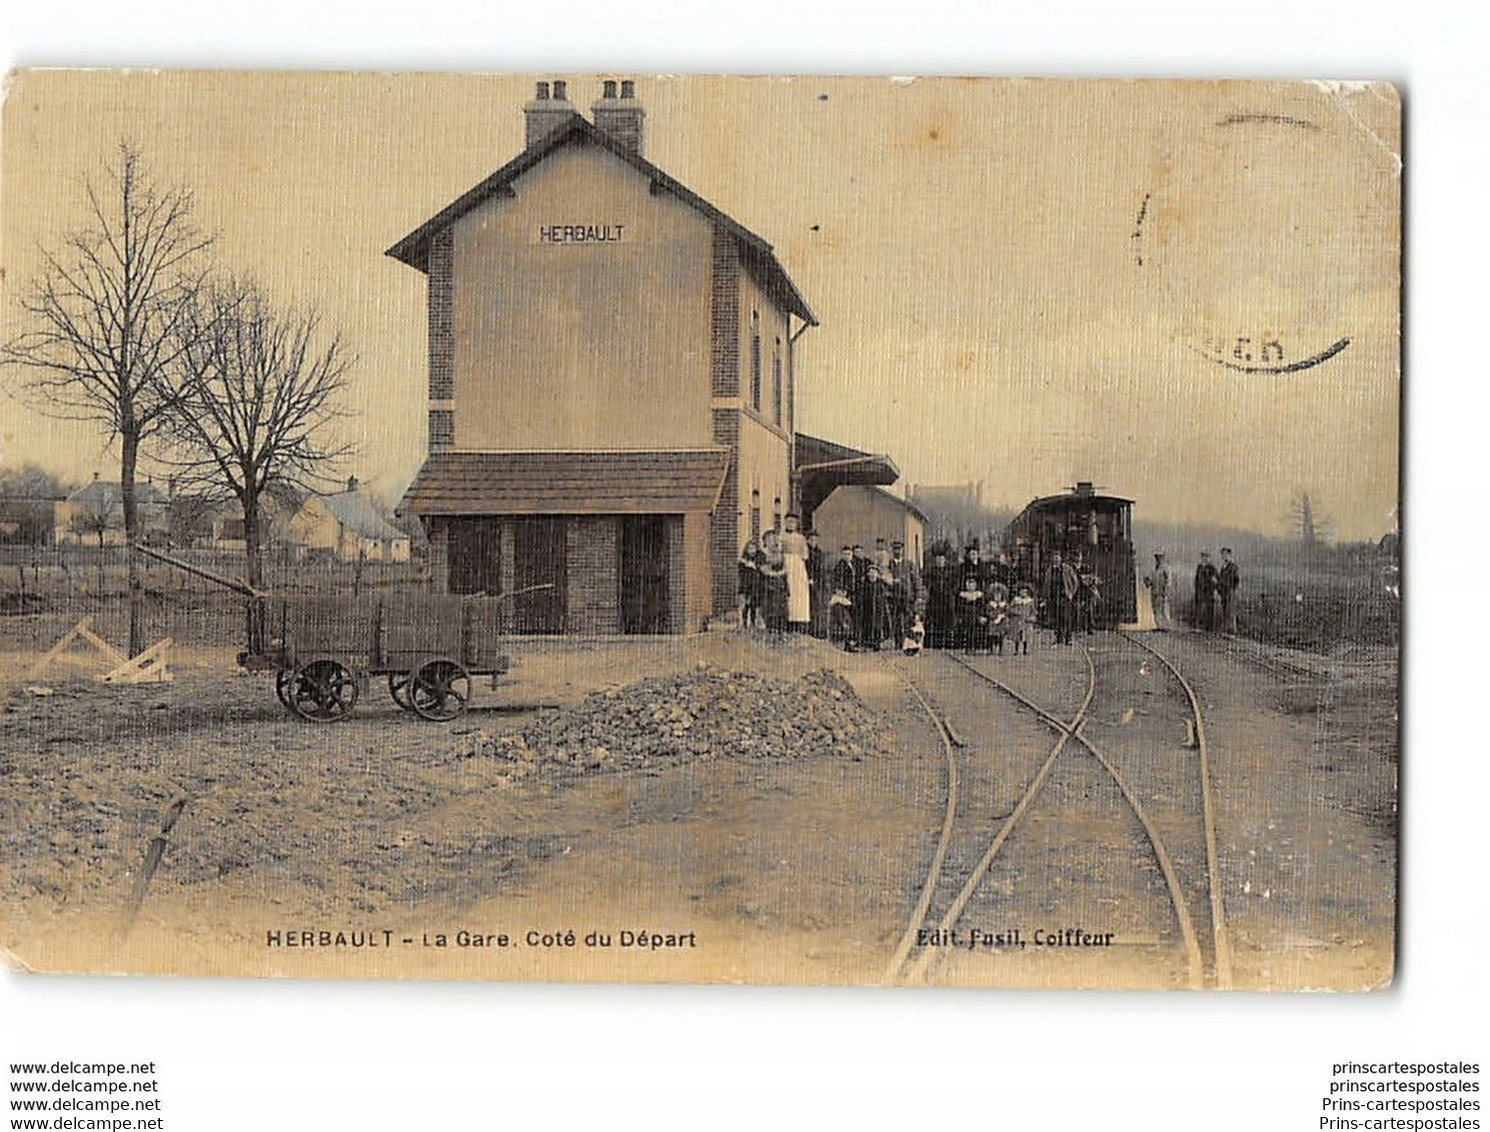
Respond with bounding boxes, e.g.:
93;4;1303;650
24;615;131;679
100;637;174;684
77;622;128;666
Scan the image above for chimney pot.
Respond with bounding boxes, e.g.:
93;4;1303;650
591;78;646;155
525;78;576;148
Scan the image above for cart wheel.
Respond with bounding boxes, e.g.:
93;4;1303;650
410;659;471;722
275;669;295;712
388;671;415;711
288;659;359;723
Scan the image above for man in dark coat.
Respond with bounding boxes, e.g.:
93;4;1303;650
857;563;892;650
1042;551;1080;645
886;539;923;646
962;546;989;589
1217;547;1240;635
923;548;958;649
828;545;858;649
990;550;1017;593
1193;551;1220;631
806;531;828;638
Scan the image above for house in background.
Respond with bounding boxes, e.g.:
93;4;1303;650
288;477;411;563
0;497;63;546
54;475;170;546
392;79;894;634
203;491;298;553
810;485;927;567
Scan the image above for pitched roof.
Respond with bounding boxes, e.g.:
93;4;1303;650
401;449;731;516
66;480;169;507
314;489;410;542
385;114;817;326
872;486;931;523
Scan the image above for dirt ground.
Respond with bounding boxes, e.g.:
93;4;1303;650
0;620;1397;988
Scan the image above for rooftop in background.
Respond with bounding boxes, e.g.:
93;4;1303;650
66;480;169;507
313;486;408;542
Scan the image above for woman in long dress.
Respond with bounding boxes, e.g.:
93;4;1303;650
779;513;811;632
759;530;789;634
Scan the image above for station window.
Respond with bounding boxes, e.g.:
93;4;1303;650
772;339;782;426
749;312;761;412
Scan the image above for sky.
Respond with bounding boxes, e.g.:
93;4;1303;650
0;73;1400;540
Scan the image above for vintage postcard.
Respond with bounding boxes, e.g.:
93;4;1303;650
0;73;1399;988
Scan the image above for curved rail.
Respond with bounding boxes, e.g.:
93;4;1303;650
888;652;1097;985
945;651;1207;989
881;671;962;982
1117;631;1233;988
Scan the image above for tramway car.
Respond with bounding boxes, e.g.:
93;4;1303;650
1001;482;1137;627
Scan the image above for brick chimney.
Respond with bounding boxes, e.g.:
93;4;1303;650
591;78;645;155
525;79;577;149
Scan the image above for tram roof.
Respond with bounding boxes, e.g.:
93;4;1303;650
1016;489;1134;517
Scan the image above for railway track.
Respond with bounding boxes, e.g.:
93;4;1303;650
884;633;1233;989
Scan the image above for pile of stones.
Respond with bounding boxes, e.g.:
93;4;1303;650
447;667;885;775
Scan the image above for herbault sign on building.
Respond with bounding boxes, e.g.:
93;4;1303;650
390;78;898;634
536;223;625;244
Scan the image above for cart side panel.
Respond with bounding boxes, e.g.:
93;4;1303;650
284;593;379;664
380;593;466;656
379;594;509;673
462;596;509;673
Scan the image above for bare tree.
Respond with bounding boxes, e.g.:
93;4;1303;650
0;463;67;500
1287;491;1333;545
70;487;120;553
165;278;354;651
2;143;212;654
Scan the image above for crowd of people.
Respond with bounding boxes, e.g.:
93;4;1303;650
922;544;1104;652
736;521;925;651
737;528;1111;655
1142;546;1241;633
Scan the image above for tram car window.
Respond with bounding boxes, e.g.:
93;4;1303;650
1001;482;1137;627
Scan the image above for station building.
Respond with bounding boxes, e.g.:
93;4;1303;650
809;485;927;567
391;80;896;633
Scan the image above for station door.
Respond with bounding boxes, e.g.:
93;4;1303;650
447;518;501;597
512;517;567;633
620;514;670;634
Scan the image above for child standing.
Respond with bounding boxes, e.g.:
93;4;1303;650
956;574;988;654
1009;584;1037;655
737;537;763;628
986;581;1010;655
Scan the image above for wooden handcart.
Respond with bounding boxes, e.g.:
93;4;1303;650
245;592;512;723
132;544;538;724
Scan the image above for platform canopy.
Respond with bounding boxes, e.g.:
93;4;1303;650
401;449;731;516
794;433;900;520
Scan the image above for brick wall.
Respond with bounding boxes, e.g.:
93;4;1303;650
665;515;687;633
681;511;712;633
710;227;739;398
428;229;454;405
566;516;620;633
428;409;454;453
710;408;740;614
